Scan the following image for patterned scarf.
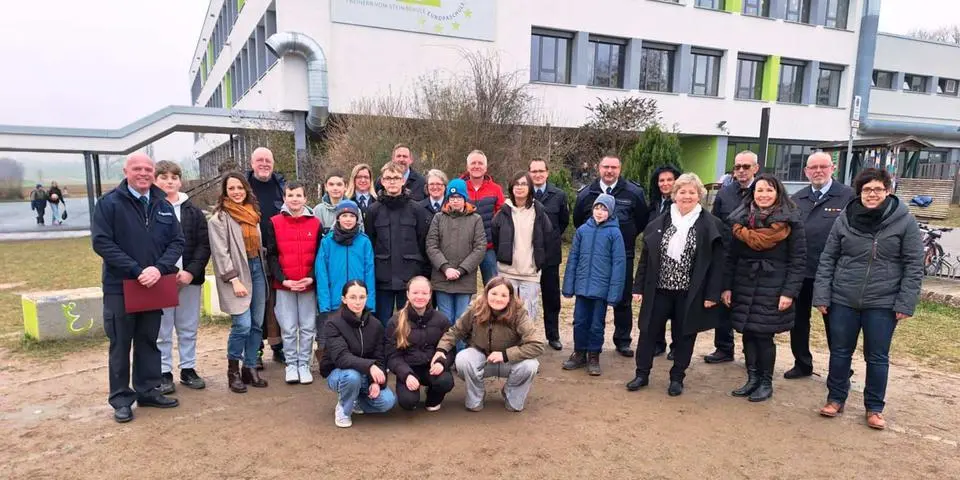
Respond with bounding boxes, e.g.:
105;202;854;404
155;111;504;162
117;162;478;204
222;201;261;258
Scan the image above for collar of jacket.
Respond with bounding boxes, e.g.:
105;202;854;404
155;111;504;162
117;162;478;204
280;204;316;218
117;179;166;206
341;306;371;328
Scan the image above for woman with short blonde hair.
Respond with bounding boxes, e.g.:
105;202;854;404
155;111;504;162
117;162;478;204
347;163;377;212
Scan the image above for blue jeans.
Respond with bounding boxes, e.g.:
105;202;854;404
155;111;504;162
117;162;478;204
326;368;397;414
479;249;498;286
436;292;471;351
49;202;60;223
375;289;405;327
573;297;607;352
227;258;267;368
826;304;898;412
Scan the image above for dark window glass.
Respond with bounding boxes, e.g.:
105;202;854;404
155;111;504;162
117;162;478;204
817;68;842;106
691;53;721;96
531;33;571;84
640;47;675;92
588;40;625;88
736;58;764;100
778;63;805;103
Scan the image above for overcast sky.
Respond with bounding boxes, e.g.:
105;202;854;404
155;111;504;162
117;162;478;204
0;0;957;163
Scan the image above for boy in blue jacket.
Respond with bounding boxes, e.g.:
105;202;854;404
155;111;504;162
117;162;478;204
561;194;626;376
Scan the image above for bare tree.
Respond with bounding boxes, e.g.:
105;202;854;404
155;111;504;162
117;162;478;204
0;157;25;199
908;25;960;45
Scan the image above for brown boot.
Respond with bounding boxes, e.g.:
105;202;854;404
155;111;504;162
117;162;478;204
228;360;247;394
866;412;886;430
819;401;844;417
241;366;269;388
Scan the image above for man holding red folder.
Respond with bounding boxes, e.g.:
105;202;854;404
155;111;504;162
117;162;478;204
92;153;184;423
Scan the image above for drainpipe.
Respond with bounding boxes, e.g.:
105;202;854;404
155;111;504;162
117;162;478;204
855;0;960;139
265;32;329;132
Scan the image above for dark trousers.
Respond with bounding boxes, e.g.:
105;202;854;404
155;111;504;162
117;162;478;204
540;264;561;342
714;305;735;356
826;304;897;413
572;297;607;352
376;289;406;327
612;256;635;349
103;294;162;409
395;365;455;410
635;289;697;380
790;278;834;372
743;331;776;375
35;206;46;224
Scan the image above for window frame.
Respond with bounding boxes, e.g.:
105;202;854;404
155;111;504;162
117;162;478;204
735;55;765;100
777;60;806;104
639;42;677;93
816;65;843;107
695;0;724;9
872;70;894;89
690;47;723;97
587;35;627;89
530;28;574;85
743;0;771;17
784;0;811;23
903;74;929;93
824;0;849;29
938;78;959;97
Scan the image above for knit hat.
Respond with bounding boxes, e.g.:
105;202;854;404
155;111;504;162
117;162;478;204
335;199;360;218
446;178;468;200
593;193;616;215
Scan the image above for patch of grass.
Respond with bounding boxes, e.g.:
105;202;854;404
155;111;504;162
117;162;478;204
15;333;109;360
926;204;960;228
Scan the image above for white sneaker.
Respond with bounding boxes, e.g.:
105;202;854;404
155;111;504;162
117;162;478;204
334;403;352;428
285;364;299;384
425;404;442;412
298;364;313;384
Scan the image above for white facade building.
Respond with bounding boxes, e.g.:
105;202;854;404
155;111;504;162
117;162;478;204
188;0;960;183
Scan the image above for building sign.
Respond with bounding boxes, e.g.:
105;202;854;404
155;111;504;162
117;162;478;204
331;0;495;41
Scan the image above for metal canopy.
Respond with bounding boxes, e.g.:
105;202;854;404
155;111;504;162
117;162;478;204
0;106;295;155
815;135;935;151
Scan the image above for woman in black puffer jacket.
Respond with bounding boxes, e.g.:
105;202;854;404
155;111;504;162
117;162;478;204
385;276;454;411
722;173;806;403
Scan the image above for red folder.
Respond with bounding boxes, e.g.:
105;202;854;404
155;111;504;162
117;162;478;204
122;274;179;313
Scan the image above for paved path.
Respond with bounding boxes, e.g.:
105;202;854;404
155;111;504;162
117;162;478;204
0;201;90;235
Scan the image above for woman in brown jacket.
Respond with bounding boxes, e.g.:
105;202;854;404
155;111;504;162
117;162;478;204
208;172;269;393
433;277;545;412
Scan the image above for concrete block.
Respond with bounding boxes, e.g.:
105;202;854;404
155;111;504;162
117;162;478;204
22;288;104;341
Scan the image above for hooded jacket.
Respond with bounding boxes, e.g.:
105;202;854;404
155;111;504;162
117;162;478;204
573;177;649;257
384;306;453;381
265;205;322;291
364;191;430;291
562;199;626;305
319;306;386;380
315;229;376;313
170;192;210;285
459;173;505;249
436;308;545;362
813;195;924;316
425;202;487;294
315;194;365;235
491;199;553;273
375;168;427;202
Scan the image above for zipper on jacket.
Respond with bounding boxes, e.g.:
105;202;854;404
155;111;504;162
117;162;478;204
359;325;364;355
856;232;882;309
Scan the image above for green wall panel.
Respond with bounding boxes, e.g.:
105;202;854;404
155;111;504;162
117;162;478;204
724;0;743;13
679;136;721;183
762;55;781;102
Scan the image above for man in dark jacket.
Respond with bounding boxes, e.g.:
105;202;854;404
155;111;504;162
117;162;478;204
247;147;286;366
461;149;505;285
92;153;184;423
573;154;649;357
374;143;427;201
365;161;430;324
785;152;854;378
704;150;758;364
529;159;569;351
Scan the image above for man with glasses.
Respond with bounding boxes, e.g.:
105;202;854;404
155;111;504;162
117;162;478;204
786;151;854;378
573;154;649;357
365;161;430;323
704;150;759;365
374;143;427;201
529;159;569;351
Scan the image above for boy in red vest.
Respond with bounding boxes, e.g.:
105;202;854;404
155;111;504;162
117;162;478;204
265;181;323;384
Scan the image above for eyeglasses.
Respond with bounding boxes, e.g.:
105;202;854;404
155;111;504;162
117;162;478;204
733;164;754;171
427;182;445;187
861;187;888;195
382;176;403;183
805;165;833;171
514;182;529;186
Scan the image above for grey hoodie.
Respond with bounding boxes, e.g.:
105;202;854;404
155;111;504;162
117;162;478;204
813;196;924;315
315;194;363;234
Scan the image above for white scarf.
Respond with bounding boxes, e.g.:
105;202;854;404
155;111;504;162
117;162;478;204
666;203;702;262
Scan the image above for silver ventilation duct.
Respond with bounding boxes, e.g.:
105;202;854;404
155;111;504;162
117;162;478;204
265;32;329;132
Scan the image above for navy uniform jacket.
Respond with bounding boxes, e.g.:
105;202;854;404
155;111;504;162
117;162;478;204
791;181;855;279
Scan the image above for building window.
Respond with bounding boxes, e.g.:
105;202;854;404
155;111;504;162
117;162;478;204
530;30;572;84
743;0;770;17
872;70;894;89
587;37;626;88
938;78;959;96
824;0;849;29
695;0;724;8
640;44;675;92
785;0;811;23
817;66;843;106
778;61;805;103
771;144;816;181
903;74;928;92
690;48;722;96
736;55;765;100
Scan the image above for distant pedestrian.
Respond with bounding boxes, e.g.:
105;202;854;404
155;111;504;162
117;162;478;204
30;184;47;225
47;180;64;225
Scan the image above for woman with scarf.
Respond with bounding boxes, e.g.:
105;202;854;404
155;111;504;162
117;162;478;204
813;168;923;430
646;164;682;358
722;173;806;403
315;200;376;362
208;172;269;393
626;173;725;396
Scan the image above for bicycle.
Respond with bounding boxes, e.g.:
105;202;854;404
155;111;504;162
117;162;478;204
919;223;954;277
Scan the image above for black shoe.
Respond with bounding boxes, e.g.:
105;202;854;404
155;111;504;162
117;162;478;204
114;406;133;423
159;372;176;395
653;345;666;357
626;375;649;391
667;350;675;361
586;352;602;376
749;376;773;402
137;394;180;408
783;366;813;379
562;351;587;370
732;368;761;397
704;350;734;364
616;346;634;357
548;340;563;351
180;368;206;389
668;380;684;397
272;348;286;365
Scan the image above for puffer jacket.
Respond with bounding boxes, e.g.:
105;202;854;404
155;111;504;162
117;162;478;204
491;200;553;270
562;216;626;304
364;192;430;291
436;308;545;362
725;204;807;334
315;229;376;313
425;203;487;294
459;174;505;249
319;306;385;380
813;195;924;316
384;306;453;381
265;205;322;290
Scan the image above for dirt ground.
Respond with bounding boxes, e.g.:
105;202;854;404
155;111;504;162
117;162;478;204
1;320;959;480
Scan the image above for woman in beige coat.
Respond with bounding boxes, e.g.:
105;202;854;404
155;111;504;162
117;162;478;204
208;172;269;393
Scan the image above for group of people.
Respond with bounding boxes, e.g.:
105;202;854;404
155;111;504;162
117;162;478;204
92;143;922;432
29;181;66;225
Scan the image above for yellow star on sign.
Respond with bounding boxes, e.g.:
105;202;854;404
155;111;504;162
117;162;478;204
451;22;461;31
434;23;443;33
464;8;473;18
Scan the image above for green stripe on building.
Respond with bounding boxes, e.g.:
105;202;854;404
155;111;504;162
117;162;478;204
225;72;233;108
679;136;721;183
207;42;214;74
238;0;245;10
724;0;743;13
762;55;781;102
